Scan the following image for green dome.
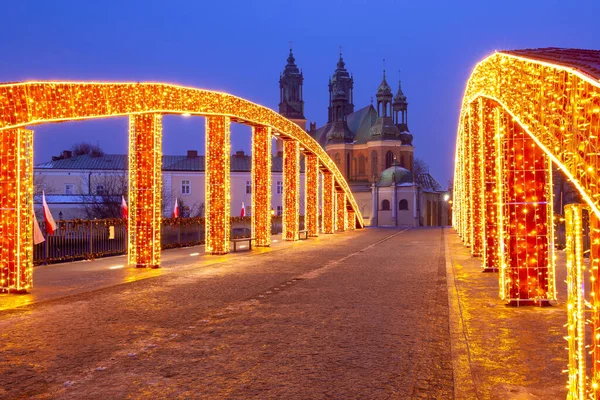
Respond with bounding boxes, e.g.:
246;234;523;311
377;164;413;186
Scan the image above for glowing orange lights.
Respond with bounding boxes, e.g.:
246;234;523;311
322;173;335;234
205;116;231;255
336;191;346;232
0;128;33;292
251;126;272;247
305;154;319;237
0;80;364;291
282;140;300;241
128;114;162;268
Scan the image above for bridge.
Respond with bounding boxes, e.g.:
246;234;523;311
0;82;364;293
452;48;600;398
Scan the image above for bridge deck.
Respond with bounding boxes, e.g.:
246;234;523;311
0;228;568;398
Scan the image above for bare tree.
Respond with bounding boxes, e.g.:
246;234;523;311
412;158;430;180
33;172;57;195
71;142;104;157
81;173;128;219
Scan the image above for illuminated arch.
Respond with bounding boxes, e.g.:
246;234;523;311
453;49;600;398
0;81;363;292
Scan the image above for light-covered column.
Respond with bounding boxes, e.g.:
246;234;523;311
336;190;346;232
0;128;33;292
305;153;319;237
205;116;231;255
469;100;484;256
322;172;335;234
128;114;162;268
282;140;300;241
251;125;272;247
347;210;356;230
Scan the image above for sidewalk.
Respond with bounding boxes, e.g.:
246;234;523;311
0;234;305;311
444;229;567;399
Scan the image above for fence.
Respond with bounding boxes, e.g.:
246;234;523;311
34;216;296;265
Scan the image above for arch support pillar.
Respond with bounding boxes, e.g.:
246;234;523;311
500;112;555;304
251;125;272;247
128;114;162;268
282;140;300;241
336;190;346;232
305;153;319;237
482;100;500;272
0;128;33;292
347;210;356;230
322;172;335;234
469;100;484;256
205;116;231;255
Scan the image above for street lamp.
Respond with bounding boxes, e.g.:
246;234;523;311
443;194;450;202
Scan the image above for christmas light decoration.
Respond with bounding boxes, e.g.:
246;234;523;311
347;211;356;230
0;128;33;292
205;116;231;254
565;204;586;399
336;191;346;232
128;114;162;268
305;153;319;237
282;140;300;241
251;126;271;247
322;173;335;234
0;81;364;288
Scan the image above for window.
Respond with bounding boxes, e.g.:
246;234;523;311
346;153;351;179
181;180;190;195
400;155;405;168
399;199;409;210
96;185;105;196
276;205;283;216
246;180;252;194
381;199;390;210
358;155;365;175
65;184;74;195
371;151;378;178
385;151;394;169
335;153;341;165
276;181;283;194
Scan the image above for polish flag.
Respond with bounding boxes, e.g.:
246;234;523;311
42;191;57;235
33;205;45;245
121;196;128;219
172;198;179;218
240;201;246;217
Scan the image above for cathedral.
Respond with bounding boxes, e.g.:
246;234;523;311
278;48;447;227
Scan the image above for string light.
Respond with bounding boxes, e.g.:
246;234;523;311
0;128;33;292
251;126;271;247
322;173;335;234
128;114;162;268
0;81;365;289
282;140;300;241
305;153;319;237
336;191;346;232
205;116;231;255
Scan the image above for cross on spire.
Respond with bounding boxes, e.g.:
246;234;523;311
339;45;343;57
289;40;293;51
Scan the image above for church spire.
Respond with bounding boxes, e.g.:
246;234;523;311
279;46;305;120
327;48;354;123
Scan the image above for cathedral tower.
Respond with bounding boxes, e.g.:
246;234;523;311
279;47;306;128
327;52;354;123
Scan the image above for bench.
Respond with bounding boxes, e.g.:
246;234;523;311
231;237;255;252
298;230;309;240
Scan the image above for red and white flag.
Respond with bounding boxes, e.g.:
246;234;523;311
172;198;179;218
240;201;246;217
121;196;128;219
33;205;45;245
42;191;57;235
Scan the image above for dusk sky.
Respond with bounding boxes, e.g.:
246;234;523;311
2;0;599;186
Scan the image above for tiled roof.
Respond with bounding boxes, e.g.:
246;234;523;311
310;105;378;147
35;153;292;172
501;48;600;80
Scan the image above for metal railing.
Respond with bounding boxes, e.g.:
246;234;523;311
34;216;296;265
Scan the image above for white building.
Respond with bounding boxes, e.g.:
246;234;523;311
34;149;305;220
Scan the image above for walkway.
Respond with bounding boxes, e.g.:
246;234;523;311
0;228;453;399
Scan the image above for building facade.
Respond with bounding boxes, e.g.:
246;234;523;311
279;49;447;226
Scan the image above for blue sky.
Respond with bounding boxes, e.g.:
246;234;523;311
1;0;599;186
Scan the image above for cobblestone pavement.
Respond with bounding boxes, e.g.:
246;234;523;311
0;227;453;399
445;229;568;399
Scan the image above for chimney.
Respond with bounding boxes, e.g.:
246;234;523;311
187;150;198;158
235;150;245;157
63;150;72;159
